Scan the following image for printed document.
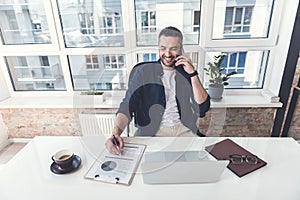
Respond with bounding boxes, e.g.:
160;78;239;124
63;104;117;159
85;143;146;185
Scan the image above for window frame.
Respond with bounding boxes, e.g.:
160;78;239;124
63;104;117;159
201;0;283;48
0;0;296;108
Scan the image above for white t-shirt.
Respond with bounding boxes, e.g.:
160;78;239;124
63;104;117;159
160;69;181;126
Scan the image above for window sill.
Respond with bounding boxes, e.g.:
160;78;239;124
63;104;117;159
0;91;282;109
211;93;282;108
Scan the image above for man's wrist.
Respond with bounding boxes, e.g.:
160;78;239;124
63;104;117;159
188;70;198;78
112;126;122;137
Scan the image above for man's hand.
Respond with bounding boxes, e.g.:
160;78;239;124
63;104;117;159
175;53;195;74
175;52;208;104
105;134;124;155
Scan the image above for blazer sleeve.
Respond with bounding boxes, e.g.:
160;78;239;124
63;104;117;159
198;95;211;118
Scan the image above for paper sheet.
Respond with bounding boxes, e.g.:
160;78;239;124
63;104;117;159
85;143;146;185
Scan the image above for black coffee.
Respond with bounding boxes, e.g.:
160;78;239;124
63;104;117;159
59;154;71;160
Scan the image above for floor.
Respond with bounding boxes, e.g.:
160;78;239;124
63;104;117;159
0;142;28;165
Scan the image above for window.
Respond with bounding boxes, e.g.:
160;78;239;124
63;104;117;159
193;10;201;32
212;0;273;39
135;0;201;46
137;53;157;62
104;55;125;69
79;13;95;34
0;1;51;44
5;56;66;91
224;6;253;36
200;0;280;89
68;55;126;91
140;11;156;33
57;0;124;47
0;0;294;104
222;52;247;74
100;14;122;34
204;51;269;88
86;55;99;70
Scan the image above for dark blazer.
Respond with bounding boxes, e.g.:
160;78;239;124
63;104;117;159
117;60;210;136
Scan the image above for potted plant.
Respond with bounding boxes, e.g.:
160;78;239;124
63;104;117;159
79;90;104;102
81;90;104;96
204;54;237;101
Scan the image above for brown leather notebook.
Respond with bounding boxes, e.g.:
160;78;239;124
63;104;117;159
205;139;267;177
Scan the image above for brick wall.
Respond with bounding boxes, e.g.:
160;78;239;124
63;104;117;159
0;107;276;138
288;98;300;138
200;108;275;137
286;56;300;139
0;108;81;138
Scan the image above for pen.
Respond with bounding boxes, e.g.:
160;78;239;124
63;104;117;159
112;135;122;155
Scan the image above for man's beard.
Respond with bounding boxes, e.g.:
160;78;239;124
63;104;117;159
161;56;176;68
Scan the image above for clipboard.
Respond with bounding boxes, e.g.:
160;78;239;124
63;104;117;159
205;139;267;177
85;142;146;186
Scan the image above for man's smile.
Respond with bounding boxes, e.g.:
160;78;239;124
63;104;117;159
162;55;176;66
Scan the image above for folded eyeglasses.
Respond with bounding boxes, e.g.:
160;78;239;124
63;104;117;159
229;154;259;165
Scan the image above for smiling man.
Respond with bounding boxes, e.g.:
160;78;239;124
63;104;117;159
106;26;210;155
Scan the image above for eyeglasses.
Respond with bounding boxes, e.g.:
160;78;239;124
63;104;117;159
229;154;259;165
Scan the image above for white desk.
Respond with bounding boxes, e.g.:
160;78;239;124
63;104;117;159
1;136;300;200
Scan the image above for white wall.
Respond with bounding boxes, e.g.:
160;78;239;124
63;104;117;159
0;61;10;101
0;113;9;151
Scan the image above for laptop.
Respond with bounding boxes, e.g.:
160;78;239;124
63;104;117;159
141;151;229;184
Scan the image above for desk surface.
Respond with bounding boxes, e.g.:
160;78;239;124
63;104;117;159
1;136;300;200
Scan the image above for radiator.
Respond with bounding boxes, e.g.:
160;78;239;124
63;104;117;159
78;113;136;137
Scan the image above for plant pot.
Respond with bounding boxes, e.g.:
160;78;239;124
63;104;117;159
208;84;224;102
78;94;104;103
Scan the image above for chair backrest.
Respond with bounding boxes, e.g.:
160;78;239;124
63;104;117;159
128;63;141;85
125;62;157;136
128;61;157;85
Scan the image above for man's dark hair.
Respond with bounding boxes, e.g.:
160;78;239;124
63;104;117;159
158;26;183;44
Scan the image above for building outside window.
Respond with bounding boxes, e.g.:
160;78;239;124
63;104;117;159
137;53;157;62
104;55;125;69
224;6;253;36
86;55;99;70
0;0;51;44
100;13;122;34
213;0;272;39
57;0;124;47
193;10;201;32
68;54;126;91
5;56;66;91
135;0;201;45
140;11;156;33
79;13;95;34
205;50;268;88
223;52;247;74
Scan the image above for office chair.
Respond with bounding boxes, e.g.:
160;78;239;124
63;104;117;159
125;61;158;137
